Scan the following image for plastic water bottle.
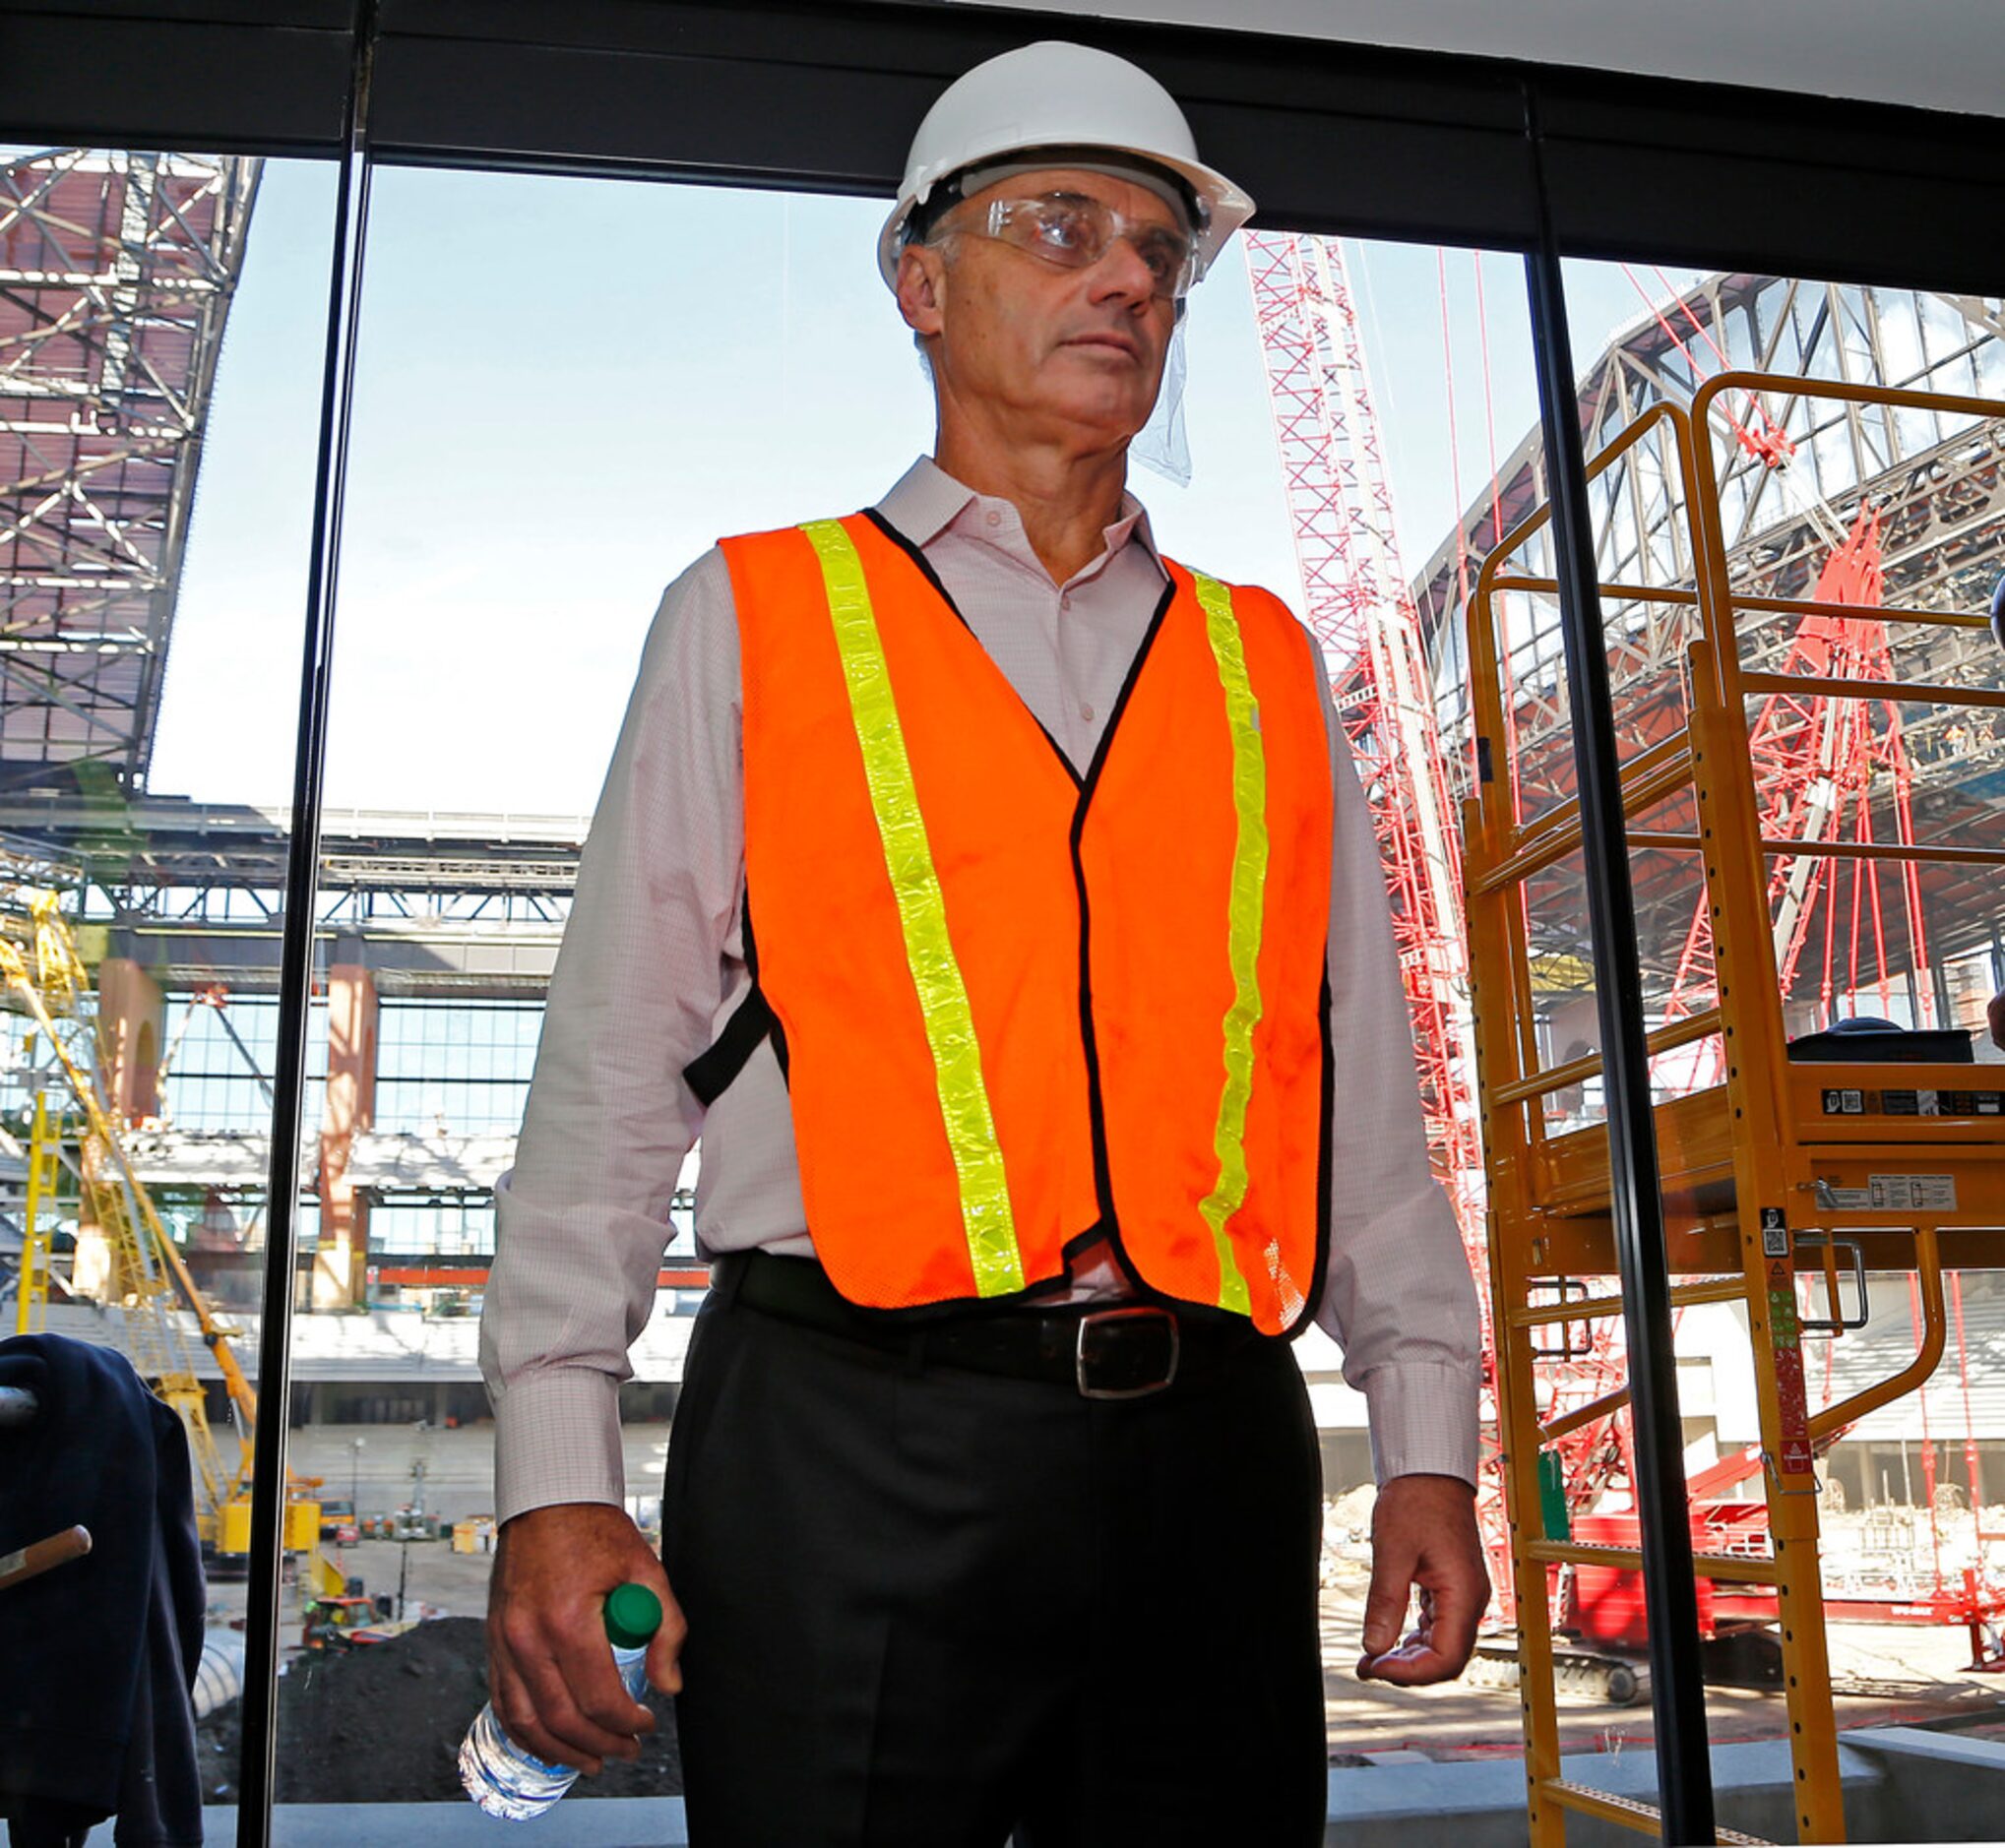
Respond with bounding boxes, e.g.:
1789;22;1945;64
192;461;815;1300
459;1581;663;1819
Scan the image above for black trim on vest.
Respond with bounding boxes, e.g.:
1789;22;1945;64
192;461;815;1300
859;509;1185;1291
1286;957;1339;1344
743;889;788;1083
684;886;787;1103
684;984;777;1106
1066;576;1178;1272
862;506;1085;792
806;1261;1082;1328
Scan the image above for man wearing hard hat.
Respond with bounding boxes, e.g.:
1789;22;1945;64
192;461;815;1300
481;40;1486;1844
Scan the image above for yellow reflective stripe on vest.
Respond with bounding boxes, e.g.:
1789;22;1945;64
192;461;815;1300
799;519;1026;1299
1193;573;1264;1317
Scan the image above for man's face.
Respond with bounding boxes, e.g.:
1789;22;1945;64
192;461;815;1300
897;166;1186;454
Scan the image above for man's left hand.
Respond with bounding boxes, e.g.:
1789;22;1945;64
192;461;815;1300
1355;1472;1490;1685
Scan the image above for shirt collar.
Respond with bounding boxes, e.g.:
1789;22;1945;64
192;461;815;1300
876;456;1163;579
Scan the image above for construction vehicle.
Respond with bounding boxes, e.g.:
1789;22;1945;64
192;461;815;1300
1464;374;2005;1843
295;1544;394;1650
0;888;324;1569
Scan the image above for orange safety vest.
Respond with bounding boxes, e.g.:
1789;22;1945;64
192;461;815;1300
697;511;1335;1334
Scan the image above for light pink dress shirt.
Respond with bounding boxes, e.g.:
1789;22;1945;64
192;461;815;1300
480;458;1481;1524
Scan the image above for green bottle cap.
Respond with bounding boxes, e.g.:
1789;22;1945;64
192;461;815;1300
602;1582;663;1650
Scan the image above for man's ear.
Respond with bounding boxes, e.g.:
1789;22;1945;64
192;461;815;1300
896;241;947;339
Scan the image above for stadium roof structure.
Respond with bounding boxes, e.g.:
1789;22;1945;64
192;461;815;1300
1411;275;2005;992
0;800;590;998
0;149;259;796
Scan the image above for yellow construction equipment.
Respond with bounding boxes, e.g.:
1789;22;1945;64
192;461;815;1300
1465;376;2005;1844
0;890;319;1557
12;1088;63;1335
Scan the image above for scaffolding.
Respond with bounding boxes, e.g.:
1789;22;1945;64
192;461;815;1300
1466;375;2005;1843
0;888;272;1547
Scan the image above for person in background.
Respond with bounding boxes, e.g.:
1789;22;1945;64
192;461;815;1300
479;40;1486;1845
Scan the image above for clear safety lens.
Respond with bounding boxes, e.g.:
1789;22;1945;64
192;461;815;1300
973;193;1196;300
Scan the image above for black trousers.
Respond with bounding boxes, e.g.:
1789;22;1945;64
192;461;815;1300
661;1272;1328;1847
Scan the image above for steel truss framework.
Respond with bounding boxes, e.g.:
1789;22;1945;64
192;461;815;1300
1415;277;2005;1024
0;149;259;792
0;803;584;999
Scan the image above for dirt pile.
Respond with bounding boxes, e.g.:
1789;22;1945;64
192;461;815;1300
196;1617;682;1804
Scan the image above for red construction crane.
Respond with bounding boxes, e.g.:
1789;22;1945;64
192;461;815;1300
1243;231;1483;1224
1243;236;1690;1612
1655;505;1936;1071
1242;230;1511;1567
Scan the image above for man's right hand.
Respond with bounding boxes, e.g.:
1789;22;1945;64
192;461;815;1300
486;1501;687;1774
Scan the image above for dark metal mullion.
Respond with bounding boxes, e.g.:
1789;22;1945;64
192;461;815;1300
1519;89;1717;1845
235;3;378;1842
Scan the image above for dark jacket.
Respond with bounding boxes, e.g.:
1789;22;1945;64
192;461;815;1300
0;1334;206;1846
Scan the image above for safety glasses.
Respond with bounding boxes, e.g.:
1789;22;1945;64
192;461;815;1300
953;191;1197;301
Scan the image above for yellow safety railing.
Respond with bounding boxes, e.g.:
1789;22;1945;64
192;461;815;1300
1465;374;2005;1846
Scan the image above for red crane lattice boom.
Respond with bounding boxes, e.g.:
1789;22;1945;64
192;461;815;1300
1242;232;1483;1224
1242;230;1516;1573
1658;505;1936;1063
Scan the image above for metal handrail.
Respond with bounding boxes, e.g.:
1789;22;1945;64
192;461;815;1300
1466;401;1703;1113
1469;731;1698;895
1807;1225;1947;1442
1488;1010;1722;1108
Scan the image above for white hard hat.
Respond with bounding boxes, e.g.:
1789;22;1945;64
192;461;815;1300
878;40;1256;291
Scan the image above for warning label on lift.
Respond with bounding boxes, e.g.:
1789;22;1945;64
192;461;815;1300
1768;1257;1815;1486
1813;1174;1959;1211
1823;1087;2003;1117
1868;1173;1959;1210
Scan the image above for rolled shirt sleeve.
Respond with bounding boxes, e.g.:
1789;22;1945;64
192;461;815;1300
480;548;743;1524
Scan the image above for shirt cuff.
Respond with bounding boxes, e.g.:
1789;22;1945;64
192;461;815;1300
1361;1360;1482;1488
493;1365;627;1526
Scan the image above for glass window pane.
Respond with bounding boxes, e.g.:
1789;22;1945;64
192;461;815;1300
0;144;335;1828
1520;256;2005;1819
280;158;1552;1824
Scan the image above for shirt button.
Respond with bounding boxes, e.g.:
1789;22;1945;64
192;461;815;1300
985;510;1002;528
1059;592;1072;611
1080;703;1096;722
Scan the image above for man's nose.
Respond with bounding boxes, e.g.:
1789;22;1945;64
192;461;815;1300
1086;233;1160;307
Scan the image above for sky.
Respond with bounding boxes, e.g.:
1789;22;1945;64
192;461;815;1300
148;156;1695;816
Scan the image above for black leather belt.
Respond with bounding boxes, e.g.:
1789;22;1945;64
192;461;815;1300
717;1250;1260;1399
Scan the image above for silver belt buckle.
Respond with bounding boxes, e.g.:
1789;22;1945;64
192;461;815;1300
1075;1306;1180;1399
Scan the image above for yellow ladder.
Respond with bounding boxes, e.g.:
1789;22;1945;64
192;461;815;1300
1463;374;2005;1845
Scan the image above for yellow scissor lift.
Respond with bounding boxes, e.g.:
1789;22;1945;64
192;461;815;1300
1464;374;2005;1845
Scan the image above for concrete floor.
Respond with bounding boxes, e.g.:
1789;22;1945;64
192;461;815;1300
1315;1556;2005;1759
277;1419;672;1529
203;1465;2005;1764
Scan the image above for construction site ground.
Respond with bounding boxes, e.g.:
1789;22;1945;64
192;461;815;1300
1317;1557;2004;1762
1315;1486;2005;1762
194;1478;2005;1801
